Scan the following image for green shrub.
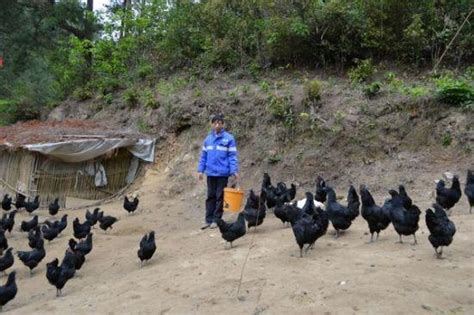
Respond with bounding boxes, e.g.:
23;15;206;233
363;81;381;99
304;80;322;102
442;132;452;147
137;63;154;80
123;88;140;108
249;62;261;80
141;88;159;109
267;95;291;119
385;72;404;92
259;81;270;93
0;99;17;126
403;85;429;98
268;155;282;164
435;76;474;106
348;59;376;84
137;118;151;133
72;87;93;101
384;71;397;82
103;93;113;105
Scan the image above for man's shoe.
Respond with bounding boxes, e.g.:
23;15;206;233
201;223;211;230
210;222;218;229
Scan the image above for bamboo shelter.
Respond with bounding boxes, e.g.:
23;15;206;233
0;120;155;209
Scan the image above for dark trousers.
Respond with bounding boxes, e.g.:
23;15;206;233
205;176;228;224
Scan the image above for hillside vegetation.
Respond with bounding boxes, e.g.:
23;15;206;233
0;0;473;125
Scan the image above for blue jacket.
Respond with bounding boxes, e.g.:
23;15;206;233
197;129;239;177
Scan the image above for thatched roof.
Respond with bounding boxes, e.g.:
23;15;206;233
0;120;151;147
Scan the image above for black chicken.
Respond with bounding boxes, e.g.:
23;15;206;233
301;192;319;217
286;183;297;202
14;193;25;210
24;195;40;215
216;212;246;248
45;214;68;235
42;224;59;243
28;226;42;249
325;186;359;238
465;170;474;214
275;182;297;203
398;185;412;209
0;248;14;276
261;173;278;209
1;195;11;211
17;238;46;276
98;213;118;232
243;190;267;228
85;208;101;227
48;198;60;216
347;185;360;218
274;198;296;226
426;203;456;258
314;176;327;203
0;229;7;254
20;215;38;233
124;196;139;215
67;241;85;271
436;176;462;212
0;272;17;312
359;185;391;242
73;218;91;239
288;206;329;257
0;210;17;233
385;190;421;244
71;233;93;257
46;259;60;292
261;173;274;192
137;231;157;265
46;250;76;297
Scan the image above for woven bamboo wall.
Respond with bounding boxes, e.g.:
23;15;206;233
1;148;136;209
0;149;37;198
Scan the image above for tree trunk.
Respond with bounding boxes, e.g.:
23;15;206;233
120;0;132;38
87;0;93;12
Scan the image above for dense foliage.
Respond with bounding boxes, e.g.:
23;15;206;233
0;0;472;123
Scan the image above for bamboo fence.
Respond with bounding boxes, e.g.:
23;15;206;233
0;148;140;209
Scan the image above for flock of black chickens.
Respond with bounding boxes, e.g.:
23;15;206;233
0;170;472;311
0;193;155;311
215;170;474;261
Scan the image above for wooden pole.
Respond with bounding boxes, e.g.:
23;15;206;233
433;9;473;72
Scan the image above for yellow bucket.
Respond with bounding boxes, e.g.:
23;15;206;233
223;187;244;212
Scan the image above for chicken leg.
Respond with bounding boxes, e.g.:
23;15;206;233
412;233;417;245
299;247;303;258
368;233;374;243
437;246;444;259
397;234;403;244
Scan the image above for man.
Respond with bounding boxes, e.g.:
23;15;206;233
197;114;239;229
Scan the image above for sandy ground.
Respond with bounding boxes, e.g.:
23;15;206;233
2;163;474;315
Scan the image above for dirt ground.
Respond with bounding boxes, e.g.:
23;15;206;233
2;143;473;315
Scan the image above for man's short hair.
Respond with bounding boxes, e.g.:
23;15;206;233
211;114;225;123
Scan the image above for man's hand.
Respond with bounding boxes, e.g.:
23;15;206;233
232;173;240;181
198;173;204;181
